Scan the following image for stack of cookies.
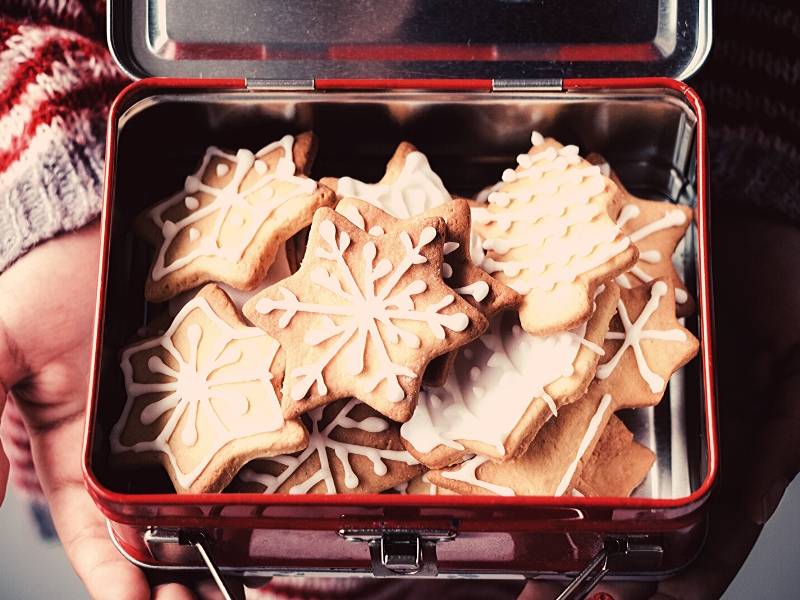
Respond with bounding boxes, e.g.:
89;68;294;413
110;131;699;497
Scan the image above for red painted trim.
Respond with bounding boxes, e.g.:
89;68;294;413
86;77;717;535
316;78;492;91
328;44;498;62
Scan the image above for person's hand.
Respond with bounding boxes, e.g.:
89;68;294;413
0;222;198;600
517;208;800;600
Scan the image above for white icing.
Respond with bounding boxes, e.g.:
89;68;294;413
441;455;515;496
614;203;689;304
337;150;451;219
554;393;613;496
188;227;199;241
112;295;284;489
473;141;631;295
531;131;545;146
255;219;469;403
216;163;230;177
239;399;418;494
596;281;687;393
148;135;317;281
336;166;488;306
401;310;601;455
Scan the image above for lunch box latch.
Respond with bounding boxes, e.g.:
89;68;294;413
338;528;457;577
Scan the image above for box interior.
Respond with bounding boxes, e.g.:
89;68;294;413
91;87;706;501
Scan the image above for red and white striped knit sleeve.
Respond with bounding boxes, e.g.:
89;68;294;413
0;0;125;273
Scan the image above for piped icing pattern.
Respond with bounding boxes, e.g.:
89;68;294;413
401;310;602;456
112;293;285;489
148;135;317;281
554;393;613;496
337;149;451;219
615;203;690;305
239;399;418;494
472;134;631;296
440;455;515;496
596;280;687;393
254;217;470;403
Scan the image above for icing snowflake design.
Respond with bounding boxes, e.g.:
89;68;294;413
471;135;630;294
254;218;470;402
614;202;690;305
148;135;317;281
596;281;687;393
111;294;285;489
239;399;418;494
336;200;491;304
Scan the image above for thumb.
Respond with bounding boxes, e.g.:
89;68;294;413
0;394;8;505
0;316;28;506
743;344;800;525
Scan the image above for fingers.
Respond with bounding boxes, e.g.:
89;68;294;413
517;581;565;599
153;582;197;600
742;347;800;525
648;501;762;600
23;407;151;600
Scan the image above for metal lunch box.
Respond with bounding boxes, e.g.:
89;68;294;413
83;1;717;597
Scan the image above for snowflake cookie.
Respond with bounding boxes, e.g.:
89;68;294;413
243;208;488;423
400;283;619;469
594;278;699;408
110;284;308;494
136;132;336;302
236;399;423;494
471;133;638;336
335;196;520;386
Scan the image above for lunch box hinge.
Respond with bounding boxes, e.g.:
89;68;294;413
492;78;563;92
143;527;242;600
556;535;664;600
245;78;315;91
338;528;457;577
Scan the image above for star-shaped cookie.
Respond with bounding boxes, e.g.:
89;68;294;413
400;283;619;469
471;133;638;335
321;141;452;218
587;154;695;317
137;132;336;302
110;284;308;494
243;208;488;422
335;196;520;385
235;399;423;494
426;382;617;496
594;278;699;408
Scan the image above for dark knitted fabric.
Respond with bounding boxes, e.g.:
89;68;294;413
691;0;800;223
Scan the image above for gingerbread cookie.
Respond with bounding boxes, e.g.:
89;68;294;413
575;416;656;498
137;133;336;302
400;283;619;469
321;142;451;219
110;284;308;494
236;399;423;494
426;382;616;497
243;207;488;422
595;278;699;408
335;196;520;386
471;133;638;335
399;473;458;495
587;154;694;317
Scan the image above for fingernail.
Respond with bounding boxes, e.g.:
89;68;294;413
756;477;789;525
588;593;615;600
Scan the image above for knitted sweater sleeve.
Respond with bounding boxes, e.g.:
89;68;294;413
0;1;125;273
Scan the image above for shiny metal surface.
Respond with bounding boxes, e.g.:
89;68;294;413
94;87;704;501
108;0;711;81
